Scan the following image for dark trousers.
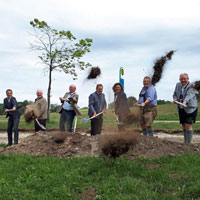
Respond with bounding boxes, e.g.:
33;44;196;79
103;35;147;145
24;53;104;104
59;110;75;132
91;117;103;135
34;119;46;132
7;116;20;145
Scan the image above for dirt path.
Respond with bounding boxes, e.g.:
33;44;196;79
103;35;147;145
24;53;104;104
0;132;33;144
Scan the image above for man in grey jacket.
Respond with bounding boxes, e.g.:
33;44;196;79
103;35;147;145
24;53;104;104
173;73;198;143
34;89;47;132
88;84;107;135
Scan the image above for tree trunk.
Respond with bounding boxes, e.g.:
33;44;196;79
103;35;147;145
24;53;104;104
47;64;52;121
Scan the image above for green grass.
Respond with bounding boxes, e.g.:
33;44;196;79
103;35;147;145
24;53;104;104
1;154;200;199
0;104;199;131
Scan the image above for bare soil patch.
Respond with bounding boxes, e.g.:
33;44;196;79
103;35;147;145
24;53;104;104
79;188;97;200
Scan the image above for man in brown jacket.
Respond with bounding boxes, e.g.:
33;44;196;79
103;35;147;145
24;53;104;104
58;84;81;132
34;89;47;132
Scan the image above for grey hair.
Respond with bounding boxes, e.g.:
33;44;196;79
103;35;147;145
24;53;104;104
36;89;43;94
69;84;76;88
179;73;189;79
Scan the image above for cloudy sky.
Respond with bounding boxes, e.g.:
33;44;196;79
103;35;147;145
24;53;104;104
0;0;200;107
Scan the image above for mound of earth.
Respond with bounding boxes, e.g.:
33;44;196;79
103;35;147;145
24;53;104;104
0;131;200;159
126;135;200;159
0;132;100;158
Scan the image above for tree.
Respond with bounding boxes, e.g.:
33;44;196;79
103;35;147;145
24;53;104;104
30;18;93;119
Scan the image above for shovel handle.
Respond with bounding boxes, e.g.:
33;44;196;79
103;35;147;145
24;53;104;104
174;101;187;107
89;111;103;120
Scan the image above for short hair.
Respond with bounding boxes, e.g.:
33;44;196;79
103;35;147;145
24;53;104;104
36;89;43;94
96;84;103;89
179;73;189;79
69;84;76;89
6;89;12;93
143;76;151;81
112;82;124;92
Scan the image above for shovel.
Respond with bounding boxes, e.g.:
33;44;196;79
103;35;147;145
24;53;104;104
116;119;124;126
174;101;187;108
35;119;46;130
73;116;77;133
81;112;103;123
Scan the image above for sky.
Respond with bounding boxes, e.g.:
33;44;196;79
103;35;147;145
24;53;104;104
0;0;200;107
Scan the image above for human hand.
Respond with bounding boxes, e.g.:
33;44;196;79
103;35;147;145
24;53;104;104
134;102;139;106
182;101;187;106
115;114;119;121
93;112;97;117
173;99;178;104
5;109;9;112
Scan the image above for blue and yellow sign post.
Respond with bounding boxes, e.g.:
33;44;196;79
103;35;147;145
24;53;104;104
119;67;124;88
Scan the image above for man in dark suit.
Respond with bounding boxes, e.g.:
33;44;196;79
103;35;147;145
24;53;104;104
88;84;107;135
3;89;21;145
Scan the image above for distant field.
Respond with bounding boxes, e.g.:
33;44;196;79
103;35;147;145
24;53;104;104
0;103;200;131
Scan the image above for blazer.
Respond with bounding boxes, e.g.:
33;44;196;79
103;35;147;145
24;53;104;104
173;82;198;113
114;91;130;115
88;92;107;117
57;92;81;116
3;96;20;118
34;97;47;120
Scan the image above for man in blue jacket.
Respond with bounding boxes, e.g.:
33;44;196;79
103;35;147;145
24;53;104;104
88;84;107;135
135;76;157;136
3;89;21;145
173;73;198;144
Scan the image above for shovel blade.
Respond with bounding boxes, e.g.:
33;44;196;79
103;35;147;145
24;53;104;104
81;118;90;123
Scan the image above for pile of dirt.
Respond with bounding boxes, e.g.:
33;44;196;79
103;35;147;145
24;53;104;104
1;131;200;159
126;135;200;159
0;132;100;158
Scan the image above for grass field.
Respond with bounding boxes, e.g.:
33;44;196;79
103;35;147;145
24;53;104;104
1;154;200;199
0;103;200;131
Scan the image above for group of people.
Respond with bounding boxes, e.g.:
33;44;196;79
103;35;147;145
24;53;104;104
3;73;198;145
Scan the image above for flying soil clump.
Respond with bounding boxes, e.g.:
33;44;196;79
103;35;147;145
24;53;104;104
100;131;139;158
24;104;40;123
87;67;101;79
151;50;175;86
191;81;200;91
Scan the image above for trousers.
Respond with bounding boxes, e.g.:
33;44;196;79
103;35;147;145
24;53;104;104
7;116;20;145
91;116;103;135
59;110;76;132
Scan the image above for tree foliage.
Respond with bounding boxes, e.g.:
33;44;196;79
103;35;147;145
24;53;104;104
29;18;93;119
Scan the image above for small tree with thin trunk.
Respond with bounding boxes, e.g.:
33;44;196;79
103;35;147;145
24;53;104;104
29;18;93;120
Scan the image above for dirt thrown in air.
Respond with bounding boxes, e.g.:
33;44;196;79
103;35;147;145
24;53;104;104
87;67;101;79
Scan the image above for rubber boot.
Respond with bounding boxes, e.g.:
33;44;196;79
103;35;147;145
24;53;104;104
186;130;193;144
183;129;187;143
147;130;154;136
142;129;147;136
